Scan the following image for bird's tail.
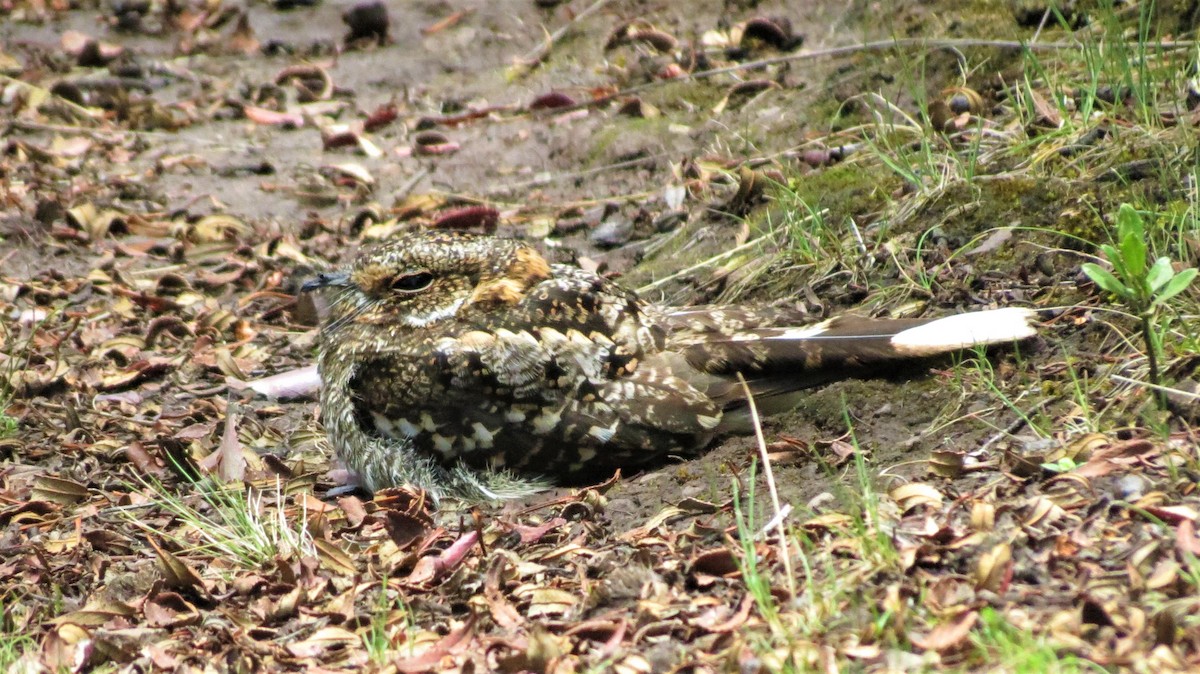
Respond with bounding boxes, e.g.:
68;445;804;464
665;307;1039;423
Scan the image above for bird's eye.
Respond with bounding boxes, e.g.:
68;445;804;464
390;271;434;293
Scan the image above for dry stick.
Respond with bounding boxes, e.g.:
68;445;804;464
736;373;797;599
521;0;615;67
1111;374;1200;401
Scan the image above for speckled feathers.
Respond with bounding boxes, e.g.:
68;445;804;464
311;230;1037;501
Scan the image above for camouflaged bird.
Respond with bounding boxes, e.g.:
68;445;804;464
306;230;1037;502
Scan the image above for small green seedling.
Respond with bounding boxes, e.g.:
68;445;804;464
1040;456;1078;474
1081;203;1197;408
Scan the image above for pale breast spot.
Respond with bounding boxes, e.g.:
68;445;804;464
586;422;618;443
531;406;564;434
471;422;496;448
371;413;395;436
537;327;567;345
505;408;528;423
420;412;438;432
431;433;455;457
400;297;467;328
396;417;422;438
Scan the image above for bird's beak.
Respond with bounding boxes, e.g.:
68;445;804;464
301;271;351;293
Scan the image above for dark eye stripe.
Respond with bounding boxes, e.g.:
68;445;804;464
391;272;434;293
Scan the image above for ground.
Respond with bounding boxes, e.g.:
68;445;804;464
3;0;1200;672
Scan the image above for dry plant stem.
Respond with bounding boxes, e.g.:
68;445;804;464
1111;374;1200;401
521;0;614;66
737;373;796;598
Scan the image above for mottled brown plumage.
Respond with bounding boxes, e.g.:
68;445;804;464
308;230;1037;501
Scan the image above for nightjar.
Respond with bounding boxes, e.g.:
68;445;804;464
305;230;1037;502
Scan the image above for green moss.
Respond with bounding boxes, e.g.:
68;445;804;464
642;79;728;114
585;117;675;166
785;162;899;223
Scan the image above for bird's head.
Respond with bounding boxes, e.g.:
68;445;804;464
304;230;551;334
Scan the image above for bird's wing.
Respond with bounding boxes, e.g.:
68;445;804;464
347;326;721;477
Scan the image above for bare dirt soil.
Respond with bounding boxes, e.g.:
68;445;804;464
4;0;1200;671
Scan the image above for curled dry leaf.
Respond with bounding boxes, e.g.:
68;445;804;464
383;509;435;550
391;616;476;674
363;101;399;131
144;591;202;628
421;8;474;35
890;483;944;512
528;91;577;111
1139;504;1199;526
727;79;778;98
314;538;357;575
243;105;304;128
31;475;90;505
739;17;802;51
190;214;250;243
1026;88;1063;131
323;162;376;189
148;538;207;592
286;626;360;659
616;97;659;118
910;611;978;653
975;542;1012;592
971;501;995;531
432;205;500;232
657;62;685;79
242;364;321;399
523;587;579;618
627;29;678;52
928;449;965;478
198;399;245;483
412;130;460;155
276;64;333;102
691;548;740;577
66;203;126;240
503;517;566;545
406;529;479;585
484;555;524;629
321;124;361;147
1023;495;1069;527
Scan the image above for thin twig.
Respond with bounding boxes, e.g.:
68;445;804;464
1112;374;1200;400
521;0;614;67
737;373;796;598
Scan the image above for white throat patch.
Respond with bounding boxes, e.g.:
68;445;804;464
400;297;467;327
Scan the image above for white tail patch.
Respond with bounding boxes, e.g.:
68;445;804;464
890;308;1037;355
